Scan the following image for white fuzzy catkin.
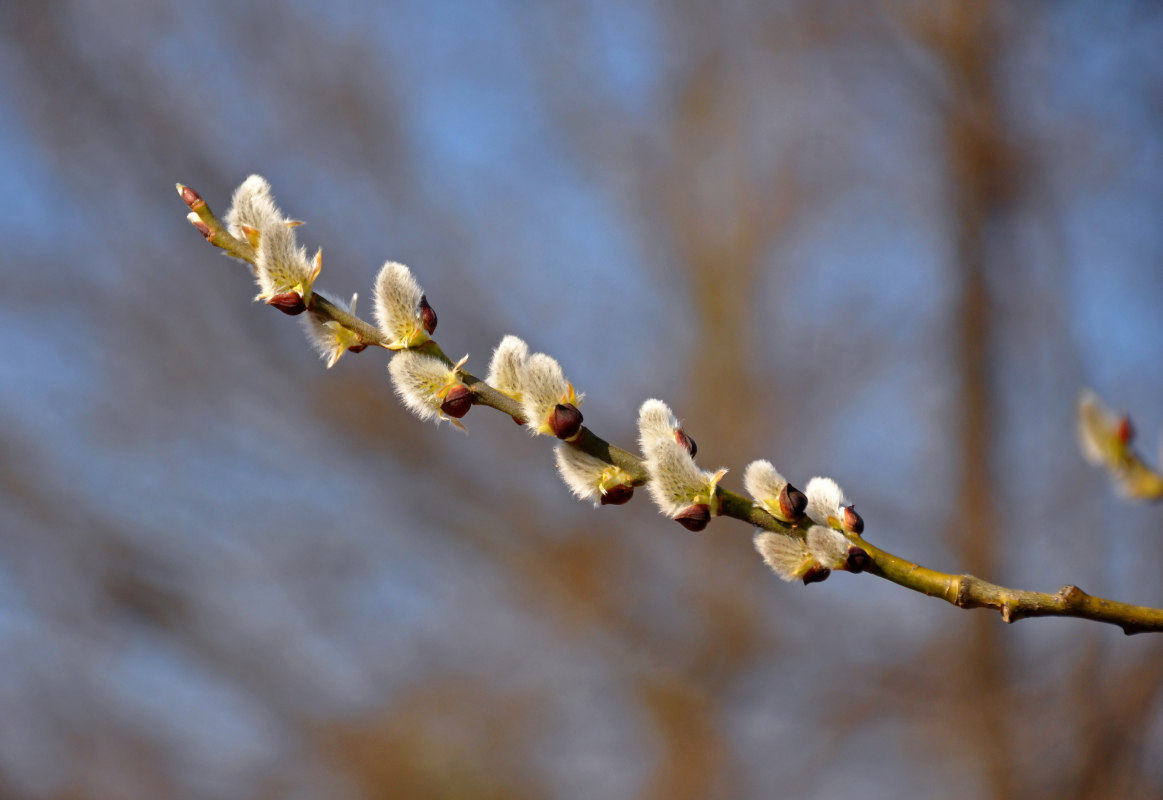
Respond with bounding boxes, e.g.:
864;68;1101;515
224;175;282;240
554;444;626;506
643;438;724;517
637;399;680;454
254;225;314;300
805;476;847;528
373;261;427;349
519;352;576;435
753;531;814;581
487;335;529;399
302;292;361;368
388;350;457;424
806;525;850;569
1076;389;1114;467
224;175;315;299
743;459;788;514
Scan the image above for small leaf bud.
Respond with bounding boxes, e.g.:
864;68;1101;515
439;385;473;419
266;291;307;315
674;503;711;531
419;295;438;335
177;183;204;210
779;484;808;522
841;505;864;535
845;546;870;573
600;484;634;506
549;403;584;440
187;213;213;240
674;428;697;457
802;565;831;585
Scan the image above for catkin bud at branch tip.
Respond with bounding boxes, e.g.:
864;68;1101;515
176;183;203;210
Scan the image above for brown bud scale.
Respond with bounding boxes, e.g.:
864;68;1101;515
779;484;808;521
674;428;697;457
179;185;204;210
347;344;367;354
802;565;831;585
440;385;473;419
549;403;583;440
599;485;634;506
841;505;864;535
419;295;438;335
266;292;306;315
191;219;213;240
845;546;870;573
674;503;711;531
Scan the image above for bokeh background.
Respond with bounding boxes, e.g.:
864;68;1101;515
4;1;1163;798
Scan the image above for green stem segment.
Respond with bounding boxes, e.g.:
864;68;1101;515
181;183;1163;636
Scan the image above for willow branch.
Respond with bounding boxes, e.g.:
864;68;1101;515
177;183;1163;636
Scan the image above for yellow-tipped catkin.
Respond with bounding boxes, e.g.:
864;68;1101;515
373;261;429;349
753;531;815;581
302;292;362;368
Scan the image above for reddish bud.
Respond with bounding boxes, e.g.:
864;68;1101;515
178;184;204;210
779;483;808;521
802;565;831;585
511;415;526;426
549;403;584;440
674;503;711;531
841;505;864;535
419;295;438;335
845;546;870;573
190;218;213;240
440;385;473;419
674;428;697;457
266;292;306;315
348;344;367;354
1117;415;1135;446
600;484;634;506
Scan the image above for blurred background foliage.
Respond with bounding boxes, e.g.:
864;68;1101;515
3;1;1163;798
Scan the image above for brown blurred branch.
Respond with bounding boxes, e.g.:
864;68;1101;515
178;182;1163;637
